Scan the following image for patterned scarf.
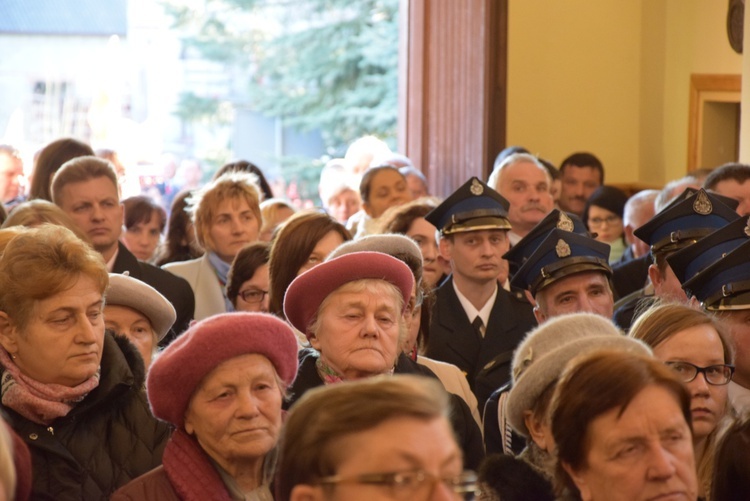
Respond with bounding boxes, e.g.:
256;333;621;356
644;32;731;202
315;356;395;385
0;349;100;425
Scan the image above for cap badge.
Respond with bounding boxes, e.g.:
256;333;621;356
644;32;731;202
557;212;574;232
470;178;484;196
745;219;750;237
555;239;572;258
693;191;712;215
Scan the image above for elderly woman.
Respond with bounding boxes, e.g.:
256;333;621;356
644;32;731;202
227;242;271;313
328;233;481;427
268;209;351;320
482;314;651;500
0;225;170;499
164;172;263;320
122;195;167;262
112;312;298;500
630;302;734;499
276;375;477;501
105;274;176;366
551;351;698;501
283;251;484;468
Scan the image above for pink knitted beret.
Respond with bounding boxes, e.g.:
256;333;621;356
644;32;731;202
147;312;299;427
283;251;415;337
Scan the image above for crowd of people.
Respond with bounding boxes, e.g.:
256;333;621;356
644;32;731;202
1;135;750;500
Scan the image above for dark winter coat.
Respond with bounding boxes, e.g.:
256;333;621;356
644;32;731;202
1;334;171;501
426;277;537;408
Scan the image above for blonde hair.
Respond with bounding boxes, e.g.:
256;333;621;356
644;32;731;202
189;171;263;251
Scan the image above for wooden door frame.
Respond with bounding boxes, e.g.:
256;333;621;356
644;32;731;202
687;74;741;172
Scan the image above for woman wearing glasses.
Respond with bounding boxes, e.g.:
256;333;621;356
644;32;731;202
582;185;628;263
276;375;478;501
227;242;271;313
630;302;735;500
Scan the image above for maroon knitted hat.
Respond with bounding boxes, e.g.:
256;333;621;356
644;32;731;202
147;312;299;427
283;251;415;337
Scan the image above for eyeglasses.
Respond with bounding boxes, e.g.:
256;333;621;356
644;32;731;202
588;215;620;226
665;361;735;385
317;469;479;500
239;288;268;304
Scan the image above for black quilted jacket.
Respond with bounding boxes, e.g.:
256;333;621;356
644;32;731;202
1;334;170;501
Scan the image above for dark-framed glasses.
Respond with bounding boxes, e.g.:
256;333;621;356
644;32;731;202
588;215;620;226
239;288;268;304
317;469;479;500
665;361;735;385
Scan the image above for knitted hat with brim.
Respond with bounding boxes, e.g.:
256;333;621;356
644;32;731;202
283;251;414;337
506;312;651;436
147;312;299;427
106;273;176;342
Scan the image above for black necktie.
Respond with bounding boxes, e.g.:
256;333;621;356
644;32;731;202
472;316;484;339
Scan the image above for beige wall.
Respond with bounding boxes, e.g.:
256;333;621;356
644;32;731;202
507;0;741;188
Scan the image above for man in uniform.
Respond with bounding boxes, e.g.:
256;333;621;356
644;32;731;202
424;177;536;408
613;188;739;329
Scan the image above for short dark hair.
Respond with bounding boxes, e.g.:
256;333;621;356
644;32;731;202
704;163;750;191
226;241;271;307
122;196;167;232
559;152;604;184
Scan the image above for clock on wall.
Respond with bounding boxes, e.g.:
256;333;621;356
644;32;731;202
728;0;744;54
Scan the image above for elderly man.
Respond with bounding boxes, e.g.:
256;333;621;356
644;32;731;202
488;152;555;246
0;145;24;207
621;189;658;262
557;152;604;217
51;155;195;345
424;177;536;407
484;222;614;455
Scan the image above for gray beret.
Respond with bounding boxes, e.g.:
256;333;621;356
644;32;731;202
328;233;422;263
327;233;423;281
506;313;651;436
105;273;177;342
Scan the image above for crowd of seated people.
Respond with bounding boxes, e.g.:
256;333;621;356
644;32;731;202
2;135;750;500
